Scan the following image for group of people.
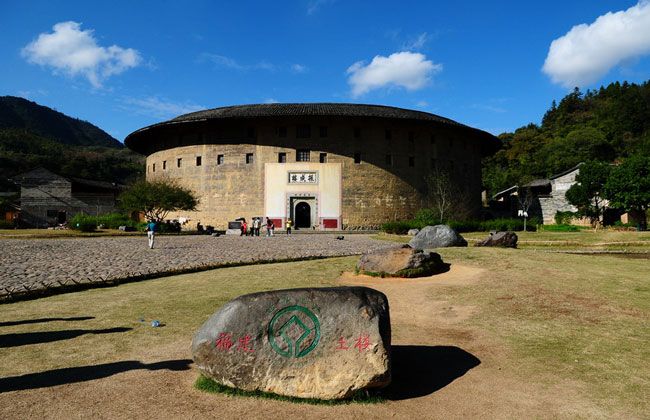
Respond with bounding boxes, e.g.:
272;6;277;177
240;217;293;236
145;216;295;249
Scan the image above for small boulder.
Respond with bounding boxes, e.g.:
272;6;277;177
408;225;468;249
191;287;391;400
357;245;448;277
407;228;420;236
474;231;518;248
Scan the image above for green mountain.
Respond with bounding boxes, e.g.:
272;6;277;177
0;96;143;190
0;96;123;148
483;80;650;197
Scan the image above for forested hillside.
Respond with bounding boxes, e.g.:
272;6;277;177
483;80;650;196
0;96;143;190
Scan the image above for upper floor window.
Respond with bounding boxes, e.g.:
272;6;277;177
354;153;361;164
217;155;224;165
278;126;287;137
177;158;182;168
319;153;327;163
296;149;310;162
278;152;286;163
196;156;202;166
246;153;254;164
296;125;311;138
319;126;328;137
163;161;166;170
152;163;155;172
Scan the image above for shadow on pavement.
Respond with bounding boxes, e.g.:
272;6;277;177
0;359;193;392
0;327;132;348
384;345;481;400
0;316;95;327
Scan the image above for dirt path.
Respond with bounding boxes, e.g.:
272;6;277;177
1;264;607;419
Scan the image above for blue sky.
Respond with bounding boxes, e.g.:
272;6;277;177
2;0;650;142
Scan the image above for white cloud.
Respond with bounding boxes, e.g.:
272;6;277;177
402;33;430;51
292;64;308;73
346;51;442;97
307;0;335;15
21;21;141;88
264;98;279;104
542;1;650;88
121;96;204;120
198;53;275;71
415;100;429;108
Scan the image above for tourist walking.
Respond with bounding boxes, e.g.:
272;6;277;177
266;218;274;237
286;218;292;235
253;217;260;236
145;220;157;249
240;219;248;236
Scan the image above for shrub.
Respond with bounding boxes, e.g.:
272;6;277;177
381;221;422;234
96;213;132;229
613;220;639;228
69;214;97;232
0;220;13;229
555;211;577;225
539;224;581;232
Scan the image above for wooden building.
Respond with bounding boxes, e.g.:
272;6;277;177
11;168;125;227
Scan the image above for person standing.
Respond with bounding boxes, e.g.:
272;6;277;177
146;220;156;249
240;219;248;236
253;217;260;236
286;218;292;235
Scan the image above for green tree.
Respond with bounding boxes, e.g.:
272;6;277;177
565;161;611;225
603;154;650;229
119;179;198;223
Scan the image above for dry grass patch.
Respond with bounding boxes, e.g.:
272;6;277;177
1;246;648;419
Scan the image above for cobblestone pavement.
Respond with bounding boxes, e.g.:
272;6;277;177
0;234;393;295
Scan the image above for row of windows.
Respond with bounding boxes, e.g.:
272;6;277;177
149;151;327;173
272;125;467;150
149;151;470;173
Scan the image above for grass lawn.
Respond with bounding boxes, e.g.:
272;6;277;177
1;241;648;418
0;228;142;239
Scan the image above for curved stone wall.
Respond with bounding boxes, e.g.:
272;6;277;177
141;115;485;229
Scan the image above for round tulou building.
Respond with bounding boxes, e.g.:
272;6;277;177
124;103;500;230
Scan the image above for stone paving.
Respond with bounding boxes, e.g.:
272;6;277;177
0;234;394;296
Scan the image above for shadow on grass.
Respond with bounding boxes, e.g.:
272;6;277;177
0;359;193;392
383;345;481;400
0;316;95;327
0;327;132;348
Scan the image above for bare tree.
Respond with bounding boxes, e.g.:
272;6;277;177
425;167;471;222
516;186;534;231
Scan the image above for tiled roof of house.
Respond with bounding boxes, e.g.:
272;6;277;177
125;103;501;155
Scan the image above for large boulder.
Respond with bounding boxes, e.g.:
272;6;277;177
357;245;448;277
408;225;468;249
474;231;518;248
191;287;391;400
407;228;420;236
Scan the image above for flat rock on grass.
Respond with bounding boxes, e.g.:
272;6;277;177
357;245;448;277
191;287;391;400
474;231;518;248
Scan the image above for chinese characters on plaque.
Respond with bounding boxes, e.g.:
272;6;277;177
288;171;318;184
